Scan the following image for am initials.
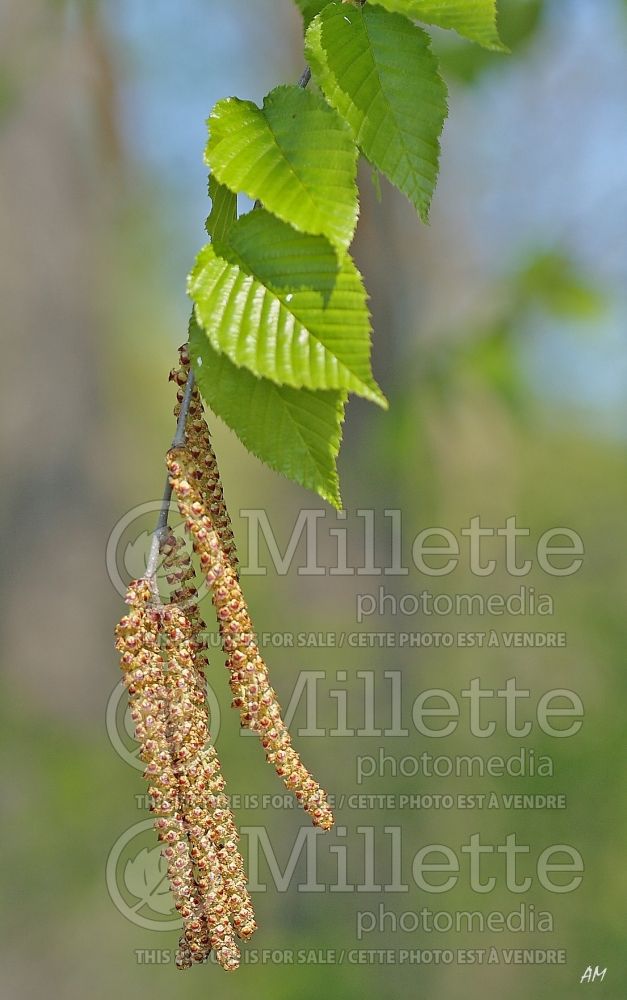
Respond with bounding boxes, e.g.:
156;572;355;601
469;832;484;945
580;966;607;983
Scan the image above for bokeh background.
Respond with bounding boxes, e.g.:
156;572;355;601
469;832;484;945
1;0;626;997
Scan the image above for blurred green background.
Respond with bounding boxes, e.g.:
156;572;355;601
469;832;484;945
1;0;627;997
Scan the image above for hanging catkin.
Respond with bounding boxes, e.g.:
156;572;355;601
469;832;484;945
114;350;334;973
160;533;257;943
115;573;251;971
115;580;241;970
171;345;238;572
167;445;335;831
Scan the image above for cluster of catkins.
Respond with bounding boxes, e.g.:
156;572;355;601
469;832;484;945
114;345;334;972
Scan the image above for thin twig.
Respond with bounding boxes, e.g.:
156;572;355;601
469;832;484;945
144;368;196;586
298;65;312;89
142;62;310;589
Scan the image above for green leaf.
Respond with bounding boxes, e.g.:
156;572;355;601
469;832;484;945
188;209;387;407
294;0;328;26
434;0;538;83
306;3;448;220
206;86;359;252
369;0;506;51
517;251;605;320
206;175;237;241
190;318;345;507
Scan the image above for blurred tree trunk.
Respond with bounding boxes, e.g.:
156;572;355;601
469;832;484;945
0;0;123;721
